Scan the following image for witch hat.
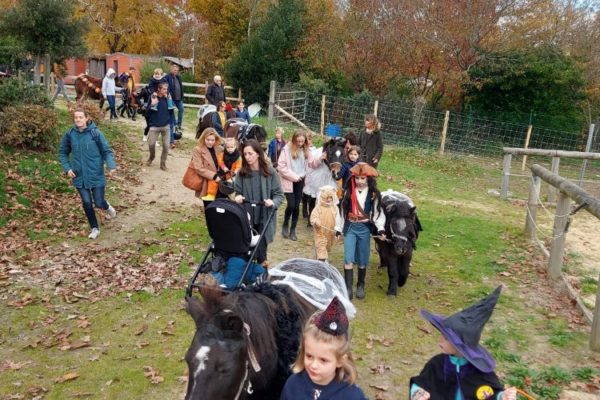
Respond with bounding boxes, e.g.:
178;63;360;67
313;296;349;336
420;286;502;373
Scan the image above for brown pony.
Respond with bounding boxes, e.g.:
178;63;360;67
75;74;123;109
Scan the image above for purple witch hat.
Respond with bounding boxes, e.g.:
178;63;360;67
420;286;502;373
313;296;349;336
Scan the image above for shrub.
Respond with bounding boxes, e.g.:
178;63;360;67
66;100;105;125
0;76;50;110
0;105;59;150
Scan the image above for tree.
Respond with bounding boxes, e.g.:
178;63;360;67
465;46;586;131
78;0;178;54
224;0;306;103
1;0;88;85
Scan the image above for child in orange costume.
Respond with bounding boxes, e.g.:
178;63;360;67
310;185;342;262
203;137;242;201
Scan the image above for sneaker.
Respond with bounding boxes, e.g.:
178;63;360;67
167;98;175;110
142;134;148;142
88;228;100;239
107;203;117;219
170;143;176;149
201;194;215;201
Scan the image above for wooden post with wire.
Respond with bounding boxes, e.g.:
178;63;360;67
440;110;450;155
268;80;276;120
521;125;533;171
525;175;541;240
500;153;512;199
373;100;378;116
320;95;326;136
548;191;571;279
547;157;560;203
591;271;600;351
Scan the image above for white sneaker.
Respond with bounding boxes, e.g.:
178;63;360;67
143;135;148;142
107;203;117;219
88;228;100;239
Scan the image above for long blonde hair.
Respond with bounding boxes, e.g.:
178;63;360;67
291;316;358;385
197;127;222;148
289;130;310;160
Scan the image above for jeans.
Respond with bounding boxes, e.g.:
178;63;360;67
51;79;69;102
77;186;109;229
169;100;184;144
107;95;117;118
343;222;371;266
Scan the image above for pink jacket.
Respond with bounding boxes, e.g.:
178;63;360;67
277;144;320;193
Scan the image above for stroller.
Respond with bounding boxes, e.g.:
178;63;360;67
185;198;274;297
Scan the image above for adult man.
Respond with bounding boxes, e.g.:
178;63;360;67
206;75;226;106
51;60;70;103
165;64;184;148
146;83;173;171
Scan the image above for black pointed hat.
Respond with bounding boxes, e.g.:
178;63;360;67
420;286;502;373
313;296;349;336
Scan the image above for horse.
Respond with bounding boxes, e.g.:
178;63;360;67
322;136;347;176
185;282;315;400
74;74;106;109
374;190;423;296
224;120;268;149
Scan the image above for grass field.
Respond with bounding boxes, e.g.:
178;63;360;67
0;105;598;399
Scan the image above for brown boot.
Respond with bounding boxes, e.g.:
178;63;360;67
160;163;167;171
146;158;153;166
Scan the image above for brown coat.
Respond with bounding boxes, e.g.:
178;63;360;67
191;144;223;197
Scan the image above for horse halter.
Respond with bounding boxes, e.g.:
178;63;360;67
222;310;261;400
389;218;410;254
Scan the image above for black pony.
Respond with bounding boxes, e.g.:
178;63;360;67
322;137;347;177
185;283;314;400
374;190;422;296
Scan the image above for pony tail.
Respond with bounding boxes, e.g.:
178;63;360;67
337;351;358;385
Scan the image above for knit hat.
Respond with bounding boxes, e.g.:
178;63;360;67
225;103;234;112
313;297;348;336
420;286;502;373
350;162;378;177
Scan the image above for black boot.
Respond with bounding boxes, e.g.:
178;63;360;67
344;269;353;300
356;268;366;299
289;228;297;241
282;221;290;238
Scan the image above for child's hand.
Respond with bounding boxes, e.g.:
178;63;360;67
412;388;430;400
235;195;244;204
222;166;229;173
501;387;517;400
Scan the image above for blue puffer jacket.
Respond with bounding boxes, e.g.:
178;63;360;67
58;122;116;189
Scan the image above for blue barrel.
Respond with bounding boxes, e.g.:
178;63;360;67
325;123;341;137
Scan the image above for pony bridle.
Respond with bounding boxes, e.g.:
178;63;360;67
389;219;409;254
222;310;261;400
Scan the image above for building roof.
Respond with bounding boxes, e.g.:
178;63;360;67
163;56;193;69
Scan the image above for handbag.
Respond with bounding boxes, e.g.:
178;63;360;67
182;162;204;191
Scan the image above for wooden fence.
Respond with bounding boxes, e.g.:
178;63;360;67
524;164;600;351
500;147;600;200
57;76;242;108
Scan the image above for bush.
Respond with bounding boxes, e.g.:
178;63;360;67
0;105;59;150
0;77;50;110
66;100;105;126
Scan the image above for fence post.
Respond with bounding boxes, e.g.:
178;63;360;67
204;81;208;104
525;175;541;239
579;123;596;188
591;271;600;351
238;88;242;102
547;157;561;203
521;125;533;171
439;110;450;154
373;100;378;116
268;80;276;120
320;95;326;136
548;191;571;279
501;153;512;199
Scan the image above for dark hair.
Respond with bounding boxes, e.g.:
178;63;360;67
239;139;272;177
342;176;382;217
344;132;358;145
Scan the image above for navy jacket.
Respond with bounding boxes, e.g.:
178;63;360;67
165;73;184;101
235;108;251;123
148;97;172;127
280;371;367;400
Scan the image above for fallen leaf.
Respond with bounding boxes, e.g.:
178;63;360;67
54;372;79;383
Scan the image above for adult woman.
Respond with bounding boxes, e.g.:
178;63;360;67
211;100;226;136
276;130;321;241
358;114;383;168
190;128;223;206
234;139;284;265
58;108;117;239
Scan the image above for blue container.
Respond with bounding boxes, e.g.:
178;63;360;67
325;123;341;137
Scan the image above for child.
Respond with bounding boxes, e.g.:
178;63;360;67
310;185;342;262
280;297;367;400
334;145;361;190
358;114;383;168
203;137;241;201
341;163;386;300
267;126;286;166
410;286;517;400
